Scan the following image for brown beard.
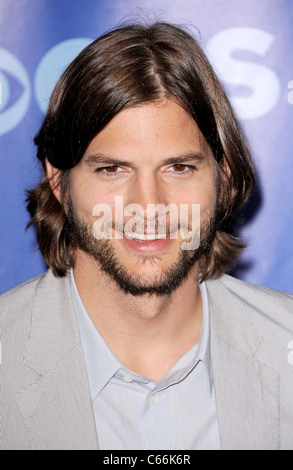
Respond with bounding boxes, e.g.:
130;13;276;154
65;194;217;297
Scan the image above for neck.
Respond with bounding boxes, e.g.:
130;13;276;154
73;250;203;382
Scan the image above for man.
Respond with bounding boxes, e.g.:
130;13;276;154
1;22;293;451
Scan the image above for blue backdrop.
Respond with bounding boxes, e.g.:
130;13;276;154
1;0;292;294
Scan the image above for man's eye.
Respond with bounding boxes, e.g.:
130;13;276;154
96;165;121;176
173;164;187;172
169;164;195;175
104;165;119;173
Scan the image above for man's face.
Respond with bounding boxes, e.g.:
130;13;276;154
67;99;217;296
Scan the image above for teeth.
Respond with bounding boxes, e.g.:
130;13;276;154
125;232;167;241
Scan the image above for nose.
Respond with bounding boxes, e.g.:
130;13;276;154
125;172;167;221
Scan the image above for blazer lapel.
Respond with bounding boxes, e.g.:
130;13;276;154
14;271;98;450
206;278;281;450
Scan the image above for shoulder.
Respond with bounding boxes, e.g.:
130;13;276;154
0;270;60;327
218;273;293;305
0;272;46;300
207;274;293;335
0;273;43;317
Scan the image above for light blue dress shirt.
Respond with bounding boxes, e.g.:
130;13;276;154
70;271;221;450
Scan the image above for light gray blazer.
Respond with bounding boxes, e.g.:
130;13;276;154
1;270;293;450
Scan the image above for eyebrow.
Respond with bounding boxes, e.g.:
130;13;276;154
83;154;133;168
160;153;206;166
83;152;206;168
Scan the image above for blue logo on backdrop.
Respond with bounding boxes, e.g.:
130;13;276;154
0;38;92;135
0;48;31;135
206;28;281;119
0;28;290;135
34;38;92;113
288;81;293;104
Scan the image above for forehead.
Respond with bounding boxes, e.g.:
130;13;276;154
83;99;212;162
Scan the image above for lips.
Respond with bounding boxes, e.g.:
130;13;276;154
124;232;168;241
114;227;178;255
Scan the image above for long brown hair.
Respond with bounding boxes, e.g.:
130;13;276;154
26;21;256;280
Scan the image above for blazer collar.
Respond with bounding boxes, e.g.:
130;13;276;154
206;276;281;450
24;270;80;374
15;270;98;449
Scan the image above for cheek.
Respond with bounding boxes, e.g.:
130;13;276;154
180;180;216;216
197;169;217;214
199;185;217;215
70;178;118;217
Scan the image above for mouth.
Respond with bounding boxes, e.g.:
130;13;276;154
113;228;177;254
123;232;168;242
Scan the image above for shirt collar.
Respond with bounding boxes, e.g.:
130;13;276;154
70;270;121;400
70;270;213;399
154;280;213;395
198;279;213;393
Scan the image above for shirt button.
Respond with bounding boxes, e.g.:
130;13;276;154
122;374;134;383
149;393;158;405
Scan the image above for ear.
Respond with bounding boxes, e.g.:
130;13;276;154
217;155;232;189
45;158;62;203
219;154;231;177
